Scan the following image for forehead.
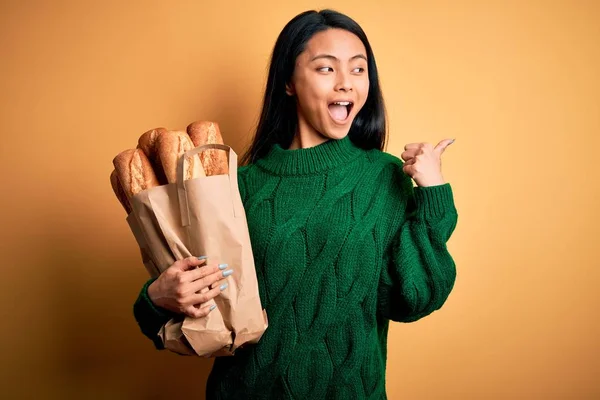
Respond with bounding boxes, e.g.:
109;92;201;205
302;28;366;59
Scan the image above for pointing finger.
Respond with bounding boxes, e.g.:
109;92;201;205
434;139;455;154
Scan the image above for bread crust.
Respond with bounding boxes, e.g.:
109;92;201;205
137;127;169;185
156;130;203;183
110;169;132;214
112;148;160;198
137;127;167;160
186;121;229;176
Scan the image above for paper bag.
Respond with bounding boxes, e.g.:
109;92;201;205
126;143;268;357
158;317;196;356
126;213;160;278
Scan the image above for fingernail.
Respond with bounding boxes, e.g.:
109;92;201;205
209;304;216;311
198;256;208;260
218;263;228;270
222;269;234;277
219;283;228;291
450;139;456;144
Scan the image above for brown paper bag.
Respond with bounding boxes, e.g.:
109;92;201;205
126;143;268;357
157;318;236;357
126;213;161;278
159;317;196;356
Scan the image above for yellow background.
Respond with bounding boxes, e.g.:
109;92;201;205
1;0;598;398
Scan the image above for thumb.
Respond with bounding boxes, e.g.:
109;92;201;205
435;138;455;154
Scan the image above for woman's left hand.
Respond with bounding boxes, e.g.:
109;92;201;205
401;139;454;187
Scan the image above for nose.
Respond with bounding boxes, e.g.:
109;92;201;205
334;70;352;92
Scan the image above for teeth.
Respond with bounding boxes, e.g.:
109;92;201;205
333;101;351;106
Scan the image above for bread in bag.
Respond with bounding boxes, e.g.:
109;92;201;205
137;127;167;161
112;148;160;198
137;127;169;185
186;121;229;176
109;169;132;214
156;130;204;184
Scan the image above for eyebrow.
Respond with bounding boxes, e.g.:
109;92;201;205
310;54;367;62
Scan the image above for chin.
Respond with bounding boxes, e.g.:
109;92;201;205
323;130;349;141
321;120;354;140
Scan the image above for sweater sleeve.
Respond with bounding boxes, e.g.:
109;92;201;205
378;162;458;323
133;277;177;350
132;166;250;349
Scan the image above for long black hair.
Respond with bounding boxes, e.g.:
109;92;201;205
240;9;387;166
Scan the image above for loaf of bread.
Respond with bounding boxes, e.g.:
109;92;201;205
186;121;229;176
156;130;205;184
137;127;167;161
137;127;169;185
110;169;132;214
112;148;160;198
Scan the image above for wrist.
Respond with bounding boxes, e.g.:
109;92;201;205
146;279;161;307
415;178;446;187
144;278;175;318
411;171;446;187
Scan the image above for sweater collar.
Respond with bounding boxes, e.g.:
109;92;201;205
255;135;363;176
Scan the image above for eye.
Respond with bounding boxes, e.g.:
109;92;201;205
352;67;366;73
317;67;333;72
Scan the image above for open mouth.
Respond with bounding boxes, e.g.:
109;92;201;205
328;101;354;123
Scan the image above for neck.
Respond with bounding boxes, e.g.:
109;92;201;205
287;108;331;150
288;133;329;150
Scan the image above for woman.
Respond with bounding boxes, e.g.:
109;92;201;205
134;9;458;399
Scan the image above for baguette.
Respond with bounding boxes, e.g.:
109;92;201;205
137;127;167;161
109;169;132;214
137;127;169;185
112;148;160;198
156;130;204;184
186;121;229;176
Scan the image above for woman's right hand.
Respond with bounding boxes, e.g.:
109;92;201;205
147;256;233;318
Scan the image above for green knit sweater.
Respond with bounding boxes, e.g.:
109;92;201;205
133;135;458;399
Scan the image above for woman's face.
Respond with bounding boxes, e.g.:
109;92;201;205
287;28;369;145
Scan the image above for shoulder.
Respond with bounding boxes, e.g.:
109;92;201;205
358;150;415;239
361;147;405;174
236;164;254;184
236;164;259;202
365;149;402;167
238;163;263;179
238;164;252;175
363;149;412;191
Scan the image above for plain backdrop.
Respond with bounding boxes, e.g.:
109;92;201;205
1;0;598;398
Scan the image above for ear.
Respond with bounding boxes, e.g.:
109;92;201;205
285;81;295;96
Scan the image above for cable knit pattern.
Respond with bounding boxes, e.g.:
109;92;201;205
133;135;458;399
